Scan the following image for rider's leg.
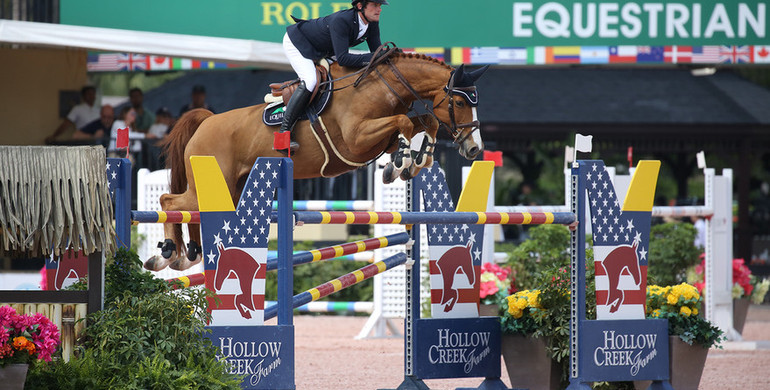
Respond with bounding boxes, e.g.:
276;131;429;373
278;33;318;152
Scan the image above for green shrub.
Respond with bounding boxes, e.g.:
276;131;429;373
27;249;241;389
647;222;701;286
505;224;574;290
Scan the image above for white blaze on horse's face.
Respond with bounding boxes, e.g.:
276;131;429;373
470;107;483;154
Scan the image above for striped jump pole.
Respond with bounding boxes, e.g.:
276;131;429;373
265;301;374;314
167;272;205;289
131;210;200;224
293;211;576;225
264;252;408;321
265;232;409;271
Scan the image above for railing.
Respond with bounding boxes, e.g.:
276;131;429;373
0;0;58;23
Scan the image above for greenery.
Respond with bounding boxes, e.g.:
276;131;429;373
26;248;242;389
505;225;574;290
647;284;724;349
647;222;701;286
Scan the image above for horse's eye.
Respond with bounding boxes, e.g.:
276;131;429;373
455;99;465;107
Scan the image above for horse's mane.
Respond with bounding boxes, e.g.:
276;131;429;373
392;51;453;71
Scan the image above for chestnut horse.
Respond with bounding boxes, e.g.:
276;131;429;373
146;52;489;271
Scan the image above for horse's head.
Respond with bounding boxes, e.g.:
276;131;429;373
433;64;489;160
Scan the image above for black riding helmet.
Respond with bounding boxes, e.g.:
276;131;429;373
352;0;389;6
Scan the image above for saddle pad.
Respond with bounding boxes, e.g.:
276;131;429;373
262;79;333;126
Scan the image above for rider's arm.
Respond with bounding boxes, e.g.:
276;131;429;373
329;18;373;67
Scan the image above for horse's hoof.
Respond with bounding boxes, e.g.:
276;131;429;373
382;163;397;184
169;255;202;271
145;254;173;271
400;167;415;181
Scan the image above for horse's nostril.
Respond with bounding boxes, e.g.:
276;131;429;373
468;146;479;157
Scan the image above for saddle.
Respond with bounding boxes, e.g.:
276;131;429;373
262;60;333;126
265;60;330;106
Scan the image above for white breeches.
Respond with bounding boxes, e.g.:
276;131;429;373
283;33;318;91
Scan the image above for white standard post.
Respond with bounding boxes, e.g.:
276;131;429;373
706;168;738;339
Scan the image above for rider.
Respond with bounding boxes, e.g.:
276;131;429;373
277;0;388;153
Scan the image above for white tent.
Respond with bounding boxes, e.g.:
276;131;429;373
0;19;290;70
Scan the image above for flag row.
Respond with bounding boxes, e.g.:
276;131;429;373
87;45;770;72
87;53;244;72
406;45;770;66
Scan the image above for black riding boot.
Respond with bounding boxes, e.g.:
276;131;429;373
275;81;312;153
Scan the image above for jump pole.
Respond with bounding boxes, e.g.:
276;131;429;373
264;252;408;321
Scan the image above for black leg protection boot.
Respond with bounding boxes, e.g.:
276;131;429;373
275;81;312;153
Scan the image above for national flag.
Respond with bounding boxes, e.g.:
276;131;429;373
583;160;653;320
753;45;770;63
664;46;693;63
117;53;149;71
470;47;500;64
609;46;637;63
202;159;282;325
636;46;664;63
552;46;581;64
719;45;752;63
527;46;547;65
450;47;471;65
87;53;121;71
403;47;445;62
415;165;484;319
580;46;609;64
691;46;721;63
498;47;528;65
149;55;172;70
172;58;193;70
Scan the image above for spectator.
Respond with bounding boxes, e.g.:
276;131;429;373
179;85;216;116
128;87;155;133
108;107;158;155
46;86;100;144
148;107;174;138
73;104;115;147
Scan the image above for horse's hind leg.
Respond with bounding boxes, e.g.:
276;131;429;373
144;190;198;271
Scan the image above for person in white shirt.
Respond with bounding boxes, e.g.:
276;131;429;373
108;107;158;155
46;86;100;144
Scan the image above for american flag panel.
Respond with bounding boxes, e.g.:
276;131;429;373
415;165;484;319
582;161;650;320
201;159;282;326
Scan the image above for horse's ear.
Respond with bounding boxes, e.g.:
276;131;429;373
450;64;466;87
468;65;489;82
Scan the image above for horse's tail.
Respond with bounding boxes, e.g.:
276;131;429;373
160;108;214;194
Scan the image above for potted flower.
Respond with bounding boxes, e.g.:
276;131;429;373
479;262;514;316
0;305;61;388
688;257;769;333
642;283;724;390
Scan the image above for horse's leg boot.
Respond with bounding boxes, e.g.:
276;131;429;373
274;80;311;154
144;239;176;271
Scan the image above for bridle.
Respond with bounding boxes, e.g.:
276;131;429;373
318;43;479;146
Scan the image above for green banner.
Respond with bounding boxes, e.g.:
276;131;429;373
61;1;767;47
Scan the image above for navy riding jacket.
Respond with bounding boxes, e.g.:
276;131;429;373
286;8;381;68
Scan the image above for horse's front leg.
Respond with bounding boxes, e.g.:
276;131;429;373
349;115;415;184
408;114;439;169
144;190;199;271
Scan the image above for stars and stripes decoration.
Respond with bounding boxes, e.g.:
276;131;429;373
201;159;282;326
106;158;123;201
415;165;485;319
583;161;650;320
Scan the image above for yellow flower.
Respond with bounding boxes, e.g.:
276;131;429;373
512;309;523;319
693;307;699;316
680;306;692;317
652;309;661;318
667;293;679;305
